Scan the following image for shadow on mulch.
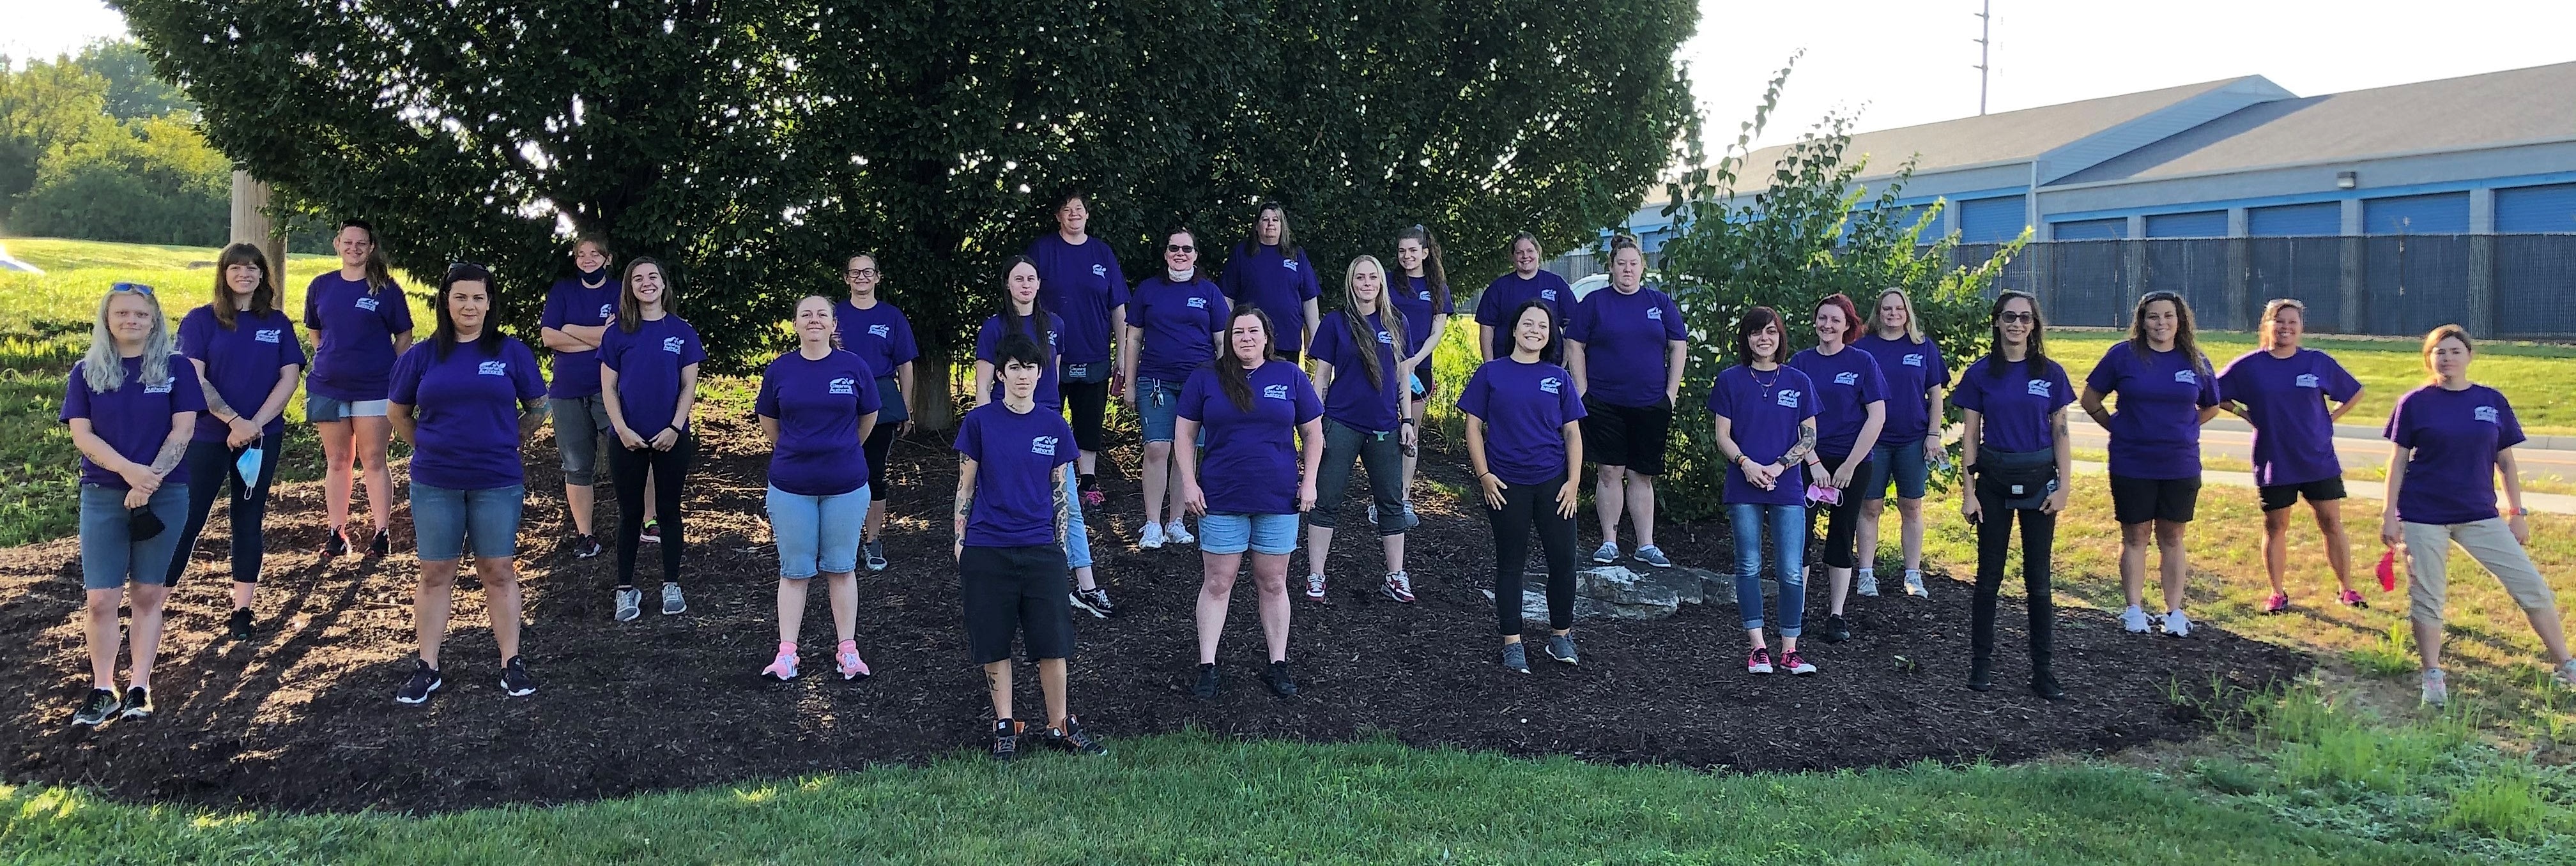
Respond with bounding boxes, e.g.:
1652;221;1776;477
0;414;2310;813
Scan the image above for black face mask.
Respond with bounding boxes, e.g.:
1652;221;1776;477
127;505;165;541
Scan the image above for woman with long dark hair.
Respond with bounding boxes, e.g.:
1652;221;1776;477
539;235;620;559
1565;235;1687;569
1473;232;1570;364
1708;307;1820;676
1121;227;1229;549
756;295;880;682
1176;307;1323;698
1027;191;1127;505
303;218;411;557
2219;298;2366;612
834;253;918;572
386;264;548;704
1220;201;1322;363
976;257;1109;616
1790;293;1886;644
1301;255;1416;603
1388;225;1453;520
599;257;703;621
1851;288;1949;599
2080;291;2221;637
1955;291;2073;699
1462;300;1586;671
169;243;303;641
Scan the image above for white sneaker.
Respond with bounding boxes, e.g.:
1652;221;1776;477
2162;610;2192;638
2422;669;2449;706
1902;570;1929;598
1165;520;1195;546
1139;522;1167;550
1854;568;1879;597
1304;573;1328;600
2556;660;2576;690
2121;606;2151;634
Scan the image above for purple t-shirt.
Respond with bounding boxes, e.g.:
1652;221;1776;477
954;402;1078;547
1310;310;1404;433
1473;270;1571;362
2386;384;2524;526
1028;233;1128;365
1953;356;2074;454
61;354;207;489
1568;285;1686;408
2220;349;2363;487
2085;344;2221;480
176;307;304;442
1853;333;1949;445
302;271;413;401
1220;243;1322;351
1790;346;1889;458
598;315;707;436
1130;276;1230;383
832;299;920;381
1457;358;1586;486
756;349;882;497
976;312;1066;411
1706;365;1819;506
1178;361;1323;515
540;274;621;399
1390;275;1454;356
388;338;545;491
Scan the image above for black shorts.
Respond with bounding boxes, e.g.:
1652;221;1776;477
2259;477;2347;512
2109;474;2202;524
1580;397;1673;476
959;544;1075;664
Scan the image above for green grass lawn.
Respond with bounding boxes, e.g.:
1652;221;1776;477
2050;333;2576;435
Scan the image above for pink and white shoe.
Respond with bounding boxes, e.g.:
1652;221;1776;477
1746;648;1775;675
1782;650;1818;675
1381;571;1416;604
762;642;799;681
836;640;871;680
2262;593;2290;614
2338;589;2369;609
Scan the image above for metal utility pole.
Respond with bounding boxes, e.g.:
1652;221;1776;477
1974;0;1992;115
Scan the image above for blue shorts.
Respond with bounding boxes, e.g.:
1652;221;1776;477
1198;512;1300;556
873;376;909;425
767;483;870;578
1137;376;1186;443
80;483;189;591
307;393;388;422
410;483;526;561
1864;439;1931;501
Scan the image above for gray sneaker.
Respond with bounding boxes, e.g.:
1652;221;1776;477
2558;660;2576;690
71;687;120;726
863;539;889;572
1544;634;1579;665
615;587;643;623
661;582;687;616
1501;642;1529;673
2422;669;2449;706
1903;570;1930;598
1632;545;1673;568
1853;570;1880;597
1591;541;1619;564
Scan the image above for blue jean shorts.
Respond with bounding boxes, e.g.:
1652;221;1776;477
767;483;870;578
410;483;526;561
1137;376;1186;443
1199;512;1300;556
80;483;189;590
307;393;388;422
1864;438;1931;501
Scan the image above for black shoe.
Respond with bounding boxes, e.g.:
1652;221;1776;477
639;519;662;544
499;656;537;697
2031;669;2066;701
227;607;255;641
992;718;1024;762
367;528;392;556
321;526;349;558
1819;614;1851;644
395;659;443;704
1042;715;1108;756
572;533;602;559
1967;657;1994;692
1262;660;1298;698
1191;664;1220;699
119;685;153;720
71;688;120;727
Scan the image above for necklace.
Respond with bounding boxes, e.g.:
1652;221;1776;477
1749;365;1780;399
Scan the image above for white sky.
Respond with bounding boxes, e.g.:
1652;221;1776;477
11;0;2574;153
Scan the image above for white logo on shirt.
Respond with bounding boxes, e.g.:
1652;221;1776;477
354;297;379;312
869;324;891;338
662;337;686;354
2296;374;2320;388
1418;289;1432;301
1540;289;1558;302
1903;353;1924;367
255;329;282;344
1646;307;1663;321
478;361;509;376
1186;297;1208;309
2026;379;2053;397
1262;384;1291;400
829;377;856;395
1775;389;1802;408
1032;436;1060;456
1090;264;1107;277
2174;369;2198;384
1376;330;1393;345
1834;372;1859;386
1540;377;1562;395
598;303;614;321
1282;260;1300;272
2475;406;2500;424
144;380;172;394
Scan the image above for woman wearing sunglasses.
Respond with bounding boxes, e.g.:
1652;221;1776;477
2080;291;2221;637
1955;291;2073;699
1121;227;1229;550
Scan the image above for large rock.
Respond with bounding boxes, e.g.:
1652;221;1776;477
1483;586;1613;628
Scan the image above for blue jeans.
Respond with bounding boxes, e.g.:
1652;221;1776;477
80;483;190;591
1058;470;1093;569
410;483;526;561
1728;503;1807;636
767;483;869;578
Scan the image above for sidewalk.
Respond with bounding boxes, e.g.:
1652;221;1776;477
2067;460;2576;514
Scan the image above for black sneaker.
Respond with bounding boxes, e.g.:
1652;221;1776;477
640;519;662;544
1544;634;1579;665
863;539;888;572
1042;715;1108;756
499;656;537;697
1191;663;1220;699
1501;642;1529;673
395;659;443;704
71;688;120;726
1967;657;1994;692
321;526;349;558
227;607;256;641
572;533;602;559
2031;669;2066;701
367;528;392;556
1071;586;1116;618
992;718;1024;762
120;686;153;720
1262;660;1298;698
1819;614;1851;644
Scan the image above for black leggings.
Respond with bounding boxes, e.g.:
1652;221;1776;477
1970;481;2056;665
166;430;283;585
1489;472;1579;635
608;434;694;589
1062;380;1109;454
863;422;897;504
1805;453;1872;570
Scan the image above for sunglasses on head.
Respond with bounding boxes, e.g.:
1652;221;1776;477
2141;291;2183;303
109;282;154;296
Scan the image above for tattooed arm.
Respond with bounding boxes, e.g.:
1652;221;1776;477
954;457;979;561
1053;464;1071;547
1775;418;1819;467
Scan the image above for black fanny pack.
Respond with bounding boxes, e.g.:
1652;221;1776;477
1976;448;2058;510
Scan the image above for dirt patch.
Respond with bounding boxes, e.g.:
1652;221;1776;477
0;415;2311;812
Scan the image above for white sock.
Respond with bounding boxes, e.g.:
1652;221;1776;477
1857;567;1876;582
1904;568;1921;581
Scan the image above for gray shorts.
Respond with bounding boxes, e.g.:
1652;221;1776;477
551;395;612;485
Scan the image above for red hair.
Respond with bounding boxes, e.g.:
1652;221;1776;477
1816;293;1864;342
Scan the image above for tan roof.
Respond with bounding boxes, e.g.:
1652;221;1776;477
1726;76;2266;189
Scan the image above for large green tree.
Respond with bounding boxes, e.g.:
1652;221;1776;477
116;0;1695;425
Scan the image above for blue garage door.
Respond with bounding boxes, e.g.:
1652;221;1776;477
2364;192;2470;234
2496;183;2576;234
2051;218;2125;240
1958;195;2027;243
1885;204;1943;243
2249;202;2342;236
2145;210;2228;238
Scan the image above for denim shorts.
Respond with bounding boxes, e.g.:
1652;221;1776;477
307;393;388;422
80;483;189;591
410;483;526;561
551;395;612;485
1137;376;1187;443
1198;512;1300;556
873;376;909;425
1864;438;1931;501
767;483;870;578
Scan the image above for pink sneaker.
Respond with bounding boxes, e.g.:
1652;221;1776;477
2262;593;2290;614
762;642;799;681
1746;648;1775;674
2337;589;2368;609
836;639;871;680
1782;650;1818;675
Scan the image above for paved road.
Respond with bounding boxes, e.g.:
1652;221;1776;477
2064;418;2576;485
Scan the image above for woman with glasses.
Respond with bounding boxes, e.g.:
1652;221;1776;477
1707;306;1819;676
1955;291;2073;699
303;218;412;558
2080;291;2221;637
599;257;703;621
2218;299;2366;613
64;282;204;725
1121;228;1229;549
538;236;620;559
834;253;918;572
1027;190;1127;506
1387;225;1453;522
169;244;303;641
1221;201;1322;363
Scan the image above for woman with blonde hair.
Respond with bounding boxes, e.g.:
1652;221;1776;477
1851;287;1950;598
2218;298;2366;613
1301;255;1415;605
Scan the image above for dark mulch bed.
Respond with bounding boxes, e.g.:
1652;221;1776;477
0;414;2310;813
